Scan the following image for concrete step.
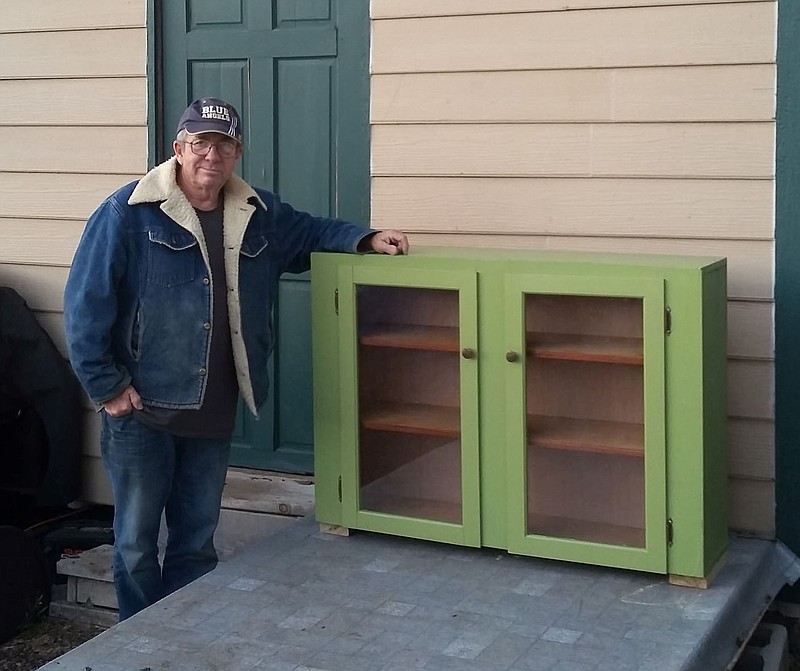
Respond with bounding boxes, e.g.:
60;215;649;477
221;468;314;517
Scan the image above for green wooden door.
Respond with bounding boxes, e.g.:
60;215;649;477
336;265;482;547
503;274;668;573
158;0;369;473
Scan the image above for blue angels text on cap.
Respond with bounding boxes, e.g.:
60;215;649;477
176;97;242;142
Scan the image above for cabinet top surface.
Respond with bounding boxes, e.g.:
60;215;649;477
314;246;726;271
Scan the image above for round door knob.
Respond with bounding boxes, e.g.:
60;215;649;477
461;347;475;359
505;351;519;363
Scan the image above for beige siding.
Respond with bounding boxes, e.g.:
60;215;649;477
729;419;774;480
372;123;775;179
371;0;767;19
371;0;778;536
0;0;144;32
0;127;147;173
0;78;146;125
0;30;145;79
0;220;86;266
729;479;775;538
372;4;774;73
0;5;147;505
728;301;773;360
372;66;776;123
80;409;111;503
372;177;773;239
0;173;142;220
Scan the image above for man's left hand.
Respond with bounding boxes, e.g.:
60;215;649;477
367;229;409;256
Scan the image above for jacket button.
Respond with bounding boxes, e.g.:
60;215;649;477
198;368;207;376
203;322;211;330
202;277;210;285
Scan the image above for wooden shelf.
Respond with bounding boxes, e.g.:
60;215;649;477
527;415;643;457
527;332;643;365
361;402;460;437
360;493;462;525
360;323;459;352
528;513;645;548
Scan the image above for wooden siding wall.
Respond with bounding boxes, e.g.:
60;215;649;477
0;0;148;505
370;0;778;537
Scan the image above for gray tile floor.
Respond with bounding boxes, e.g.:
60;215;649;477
40;517;799;671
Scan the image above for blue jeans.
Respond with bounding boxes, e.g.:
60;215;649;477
100;413;231;620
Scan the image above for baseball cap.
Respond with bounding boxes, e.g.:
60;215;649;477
176;97;242;143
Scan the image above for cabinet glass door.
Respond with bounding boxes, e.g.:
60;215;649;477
505;274;667;573
338;267;480;546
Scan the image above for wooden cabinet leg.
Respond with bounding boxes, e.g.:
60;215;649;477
668;551;727;589
320;523;350;537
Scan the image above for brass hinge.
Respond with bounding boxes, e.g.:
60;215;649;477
664;306;672;334
667;518;674;546
335;288;339;316
338;476;342;503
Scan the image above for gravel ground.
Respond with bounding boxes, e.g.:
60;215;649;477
0;616;106;671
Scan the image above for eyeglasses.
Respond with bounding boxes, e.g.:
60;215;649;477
184;138;241;158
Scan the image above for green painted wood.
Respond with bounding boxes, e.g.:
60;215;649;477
336;266;481;547
502;273;666;573
701;266;729;573
312;248;727;578
775;0;800;557
642;266;729;579
311;255;344;522
158;0;369;473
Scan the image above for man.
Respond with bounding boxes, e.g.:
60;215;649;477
64;97;408;620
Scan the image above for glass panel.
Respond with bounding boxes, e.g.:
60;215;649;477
524;294;645;547
356;285;462;524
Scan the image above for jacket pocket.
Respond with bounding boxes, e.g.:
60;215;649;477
129;306;141;361
240;234;270;258
147;230;198;287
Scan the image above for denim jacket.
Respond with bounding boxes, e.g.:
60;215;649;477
64;157;371;415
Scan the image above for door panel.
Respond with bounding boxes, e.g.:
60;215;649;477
276;59;332;213
337;266;482;547
274;274;314;472
159;0;369;473
504;274;667;573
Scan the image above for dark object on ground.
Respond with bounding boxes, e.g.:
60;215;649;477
0;616;105;671
0;286;83;519
0;526;50;646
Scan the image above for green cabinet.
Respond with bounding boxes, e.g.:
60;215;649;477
312;248;728;582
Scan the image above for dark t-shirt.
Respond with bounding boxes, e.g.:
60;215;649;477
134;200;240;439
